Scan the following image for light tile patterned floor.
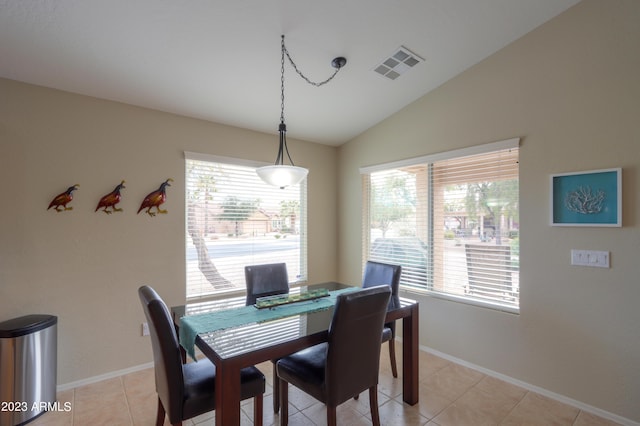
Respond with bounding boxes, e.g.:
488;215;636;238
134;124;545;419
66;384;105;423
31;347;620;425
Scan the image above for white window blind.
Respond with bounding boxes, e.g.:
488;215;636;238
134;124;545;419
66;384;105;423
362;140;520;311
185;152;307;300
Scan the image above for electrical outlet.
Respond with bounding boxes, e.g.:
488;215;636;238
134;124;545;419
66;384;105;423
142;322;150;336
571;249;610;268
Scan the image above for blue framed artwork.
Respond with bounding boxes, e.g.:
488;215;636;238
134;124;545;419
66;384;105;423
551;168;621;227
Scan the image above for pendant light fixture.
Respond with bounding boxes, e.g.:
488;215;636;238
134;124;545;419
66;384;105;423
257;35;346;188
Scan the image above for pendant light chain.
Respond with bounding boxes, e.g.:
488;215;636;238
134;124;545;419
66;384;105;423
280;35;286;124
257;35;345;187
279;36;294;166
281;35;343;88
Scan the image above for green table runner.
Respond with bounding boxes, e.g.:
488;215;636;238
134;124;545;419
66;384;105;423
179;287;358;360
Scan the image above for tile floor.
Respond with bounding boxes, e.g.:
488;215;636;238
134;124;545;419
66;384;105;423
31;347;620;426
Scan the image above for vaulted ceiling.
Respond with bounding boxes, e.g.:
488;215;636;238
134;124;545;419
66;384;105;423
0;0;581;145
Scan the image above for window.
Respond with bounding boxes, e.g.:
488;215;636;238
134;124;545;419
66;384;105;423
362;139;519;312
185;152;307;300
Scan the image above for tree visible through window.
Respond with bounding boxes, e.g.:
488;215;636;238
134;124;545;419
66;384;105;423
362;140;520;311
185;153;307;300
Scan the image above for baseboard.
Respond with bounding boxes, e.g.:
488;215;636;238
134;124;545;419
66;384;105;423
56;362;154;392
417;343;638;426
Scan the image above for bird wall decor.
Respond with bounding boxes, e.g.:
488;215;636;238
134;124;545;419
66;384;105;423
137;178;173;217
47;184;79;212
95;180;126;214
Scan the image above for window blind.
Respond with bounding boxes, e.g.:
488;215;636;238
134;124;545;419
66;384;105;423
363;140;519;311
185;152;307;300
363;165;430;288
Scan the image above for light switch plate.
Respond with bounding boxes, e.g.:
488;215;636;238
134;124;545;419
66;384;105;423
571;250;610;268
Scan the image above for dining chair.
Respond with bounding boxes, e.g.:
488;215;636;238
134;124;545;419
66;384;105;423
245;263;290;305
138;285;265;426
276;285;391;426
362;260;402;378
244;262;290;413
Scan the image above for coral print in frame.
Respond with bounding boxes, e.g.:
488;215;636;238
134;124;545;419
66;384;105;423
550;168;621;227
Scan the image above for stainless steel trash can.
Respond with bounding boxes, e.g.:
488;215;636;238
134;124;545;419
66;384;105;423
0;315;57;426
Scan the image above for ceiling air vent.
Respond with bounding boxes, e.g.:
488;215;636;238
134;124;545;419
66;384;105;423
373;46;424;80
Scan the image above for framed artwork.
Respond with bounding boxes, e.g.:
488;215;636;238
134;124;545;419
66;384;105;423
550;168;621;227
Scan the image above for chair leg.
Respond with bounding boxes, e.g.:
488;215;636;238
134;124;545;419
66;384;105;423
254;393;263;426
369;385;381;426
157;396;183;426
389;338;398;378
327;405;337;426
279;380;289;426
273;362;280;413
155;397;166;426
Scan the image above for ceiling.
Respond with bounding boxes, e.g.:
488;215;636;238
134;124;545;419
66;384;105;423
0;0;580;146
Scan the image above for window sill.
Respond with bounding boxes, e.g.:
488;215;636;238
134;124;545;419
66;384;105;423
400;286;520;315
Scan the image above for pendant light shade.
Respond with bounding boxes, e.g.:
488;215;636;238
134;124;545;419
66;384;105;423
257;120;309;189
257;35;345;188
256;165;308;188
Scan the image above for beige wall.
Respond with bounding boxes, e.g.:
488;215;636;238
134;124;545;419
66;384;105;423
339;0;639;422
0;78;338;384
1;0;639;423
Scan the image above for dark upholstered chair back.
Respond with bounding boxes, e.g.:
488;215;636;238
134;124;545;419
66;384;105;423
138;285;184;424
362;261;402;295
139;285;266;425
362;261;402;378
245;263;290;306
245;262;290;413
362;260;402;331
326;286;391;406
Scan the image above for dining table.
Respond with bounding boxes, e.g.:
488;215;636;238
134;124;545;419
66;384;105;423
171;281;419;426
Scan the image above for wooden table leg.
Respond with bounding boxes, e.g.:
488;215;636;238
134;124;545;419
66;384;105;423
215;361;242;426
402;304;419;405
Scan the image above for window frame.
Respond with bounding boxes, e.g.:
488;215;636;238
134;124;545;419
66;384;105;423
361;138;520;313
